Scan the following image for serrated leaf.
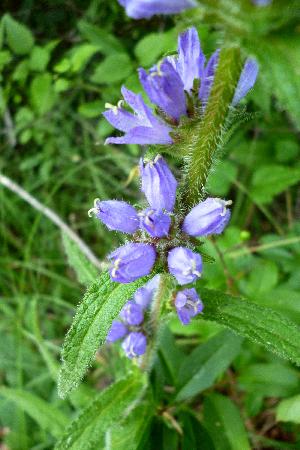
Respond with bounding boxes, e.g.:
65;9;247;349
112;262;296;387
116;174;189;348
55;375;146;450
62;233;98;286
199;287;300;366
176;330;242;402
203;393;251;450
58;272;150;398
277;395;300;424
3;14;34;55
0;387;68;438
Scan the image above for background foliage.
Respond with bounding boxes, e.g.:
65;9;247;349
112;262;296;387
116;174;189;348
0;0;300;448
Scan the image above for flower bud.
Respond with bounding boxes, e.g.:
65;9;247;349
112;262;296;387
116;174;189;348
122;332;147;359
141;155;177;212
120;300;144;326
182;197;231;237
134;274;160;308
175;288;203;325
168;247;202;285
107;321;128;343
109;243;156;283
139;208;171;238
88;199;139;234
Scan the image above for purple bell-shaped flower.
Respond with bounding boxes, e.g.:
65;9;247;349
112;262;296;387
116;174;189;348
134;275;160;308
140;155;177;212
88;199;139;234
106;321;128;343
120;300;144;326
121;332;147;358
175;288;204;325
168;247;202;285
109;243;156;283
139;208;171;238
182;197;232;237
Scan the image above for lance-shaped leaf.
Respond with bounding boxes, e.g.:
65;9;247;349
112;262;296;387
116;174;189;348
198;287;300;366
55;374;147;450
176;330;242;402
185;46;243;206
58;271;149;398
0;387;68;438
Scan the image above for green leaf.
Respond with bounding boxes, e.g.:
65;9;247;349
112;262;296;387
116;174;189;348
0;387;68;438
203;393;251;450
176;330;242;402
3;14;34;55
78;21;124;55
61;233;98;286
239;363;299;398
29;46;50;72
106;395;154;450
250;165;300;204
134;29;177;66
30;73;55;115
180;412;215;450
58;272;150;398
91;53;133;84
69;44;99;72
78;100;103;118
158;326;185;385
199;288;300;366
55;374;146;450
277;395;300;424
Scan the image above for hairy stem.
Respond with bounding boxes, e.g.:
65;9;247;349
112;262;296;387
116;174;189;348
185;46;243;206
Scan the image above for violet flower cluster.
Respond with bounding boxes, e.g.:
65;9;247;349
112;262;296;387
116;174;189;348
104;27;259;146
106;276;160;358
118;0;196;19
89;155;231;357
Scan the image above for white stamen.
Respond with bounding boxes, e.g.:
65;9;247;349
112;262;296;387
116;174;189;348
111;258;121;278
105;102;121;115
88;198;101;217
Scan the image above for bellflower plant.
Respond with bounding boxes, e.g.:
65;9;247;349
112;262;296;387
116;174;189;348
118;0;197;19
104;27;259;146
89;155;232;357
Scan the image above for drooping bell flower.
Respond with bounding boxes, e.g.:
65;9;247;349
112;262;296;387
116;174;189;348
175;288;204;325
109;243;156;283
134;275;160;308
139;208;171;238
140;155;177;212
118;0;196;19
122;332;147;358
182;198;232;237
252;0;272;5
120;300;144;326
168;247;202;285
88;199;139;234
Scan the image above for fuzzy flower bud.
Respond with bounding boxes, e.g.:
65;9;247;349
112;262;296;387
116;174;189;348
139;208;171;238
182;197;232;237
141;155;177;212
121;332;147;358
134;274;160;308
168;247;202;285
175;288;204;325
107;321;128;343
88;199;139;234
109;243;156;283
120;300;144;326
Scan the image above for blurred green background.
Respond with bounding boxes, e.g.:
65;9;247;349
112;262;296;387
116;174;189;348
0;0;300;448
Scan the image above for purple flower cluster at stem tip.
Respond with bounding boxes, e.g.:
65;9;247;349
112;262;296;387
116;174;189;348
107;275;160;358
104;27;259;146
89;155;232;332
118;0;196;20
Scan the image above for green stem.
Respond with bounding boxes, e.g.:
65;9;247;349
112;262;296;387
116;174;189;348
185;46;243;207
